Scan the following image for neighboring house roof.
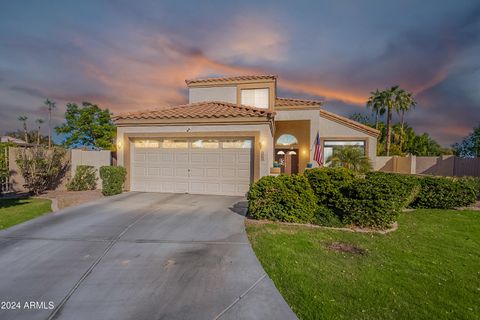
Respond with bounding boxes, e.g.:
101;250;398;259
0;136;27;145
186;75;277;86
113;101;274;122
275;97;322;108
319;109;380;137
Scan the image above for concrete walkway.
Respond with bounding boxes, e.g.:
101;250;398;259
0;192;296;320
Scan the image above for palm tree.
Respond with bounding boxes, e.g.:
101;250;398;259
18;116;29;143
327;146;372;173
366;89;386;129
397;92;416;151
367;86;416;156
44;99;56;148
35;119;44;145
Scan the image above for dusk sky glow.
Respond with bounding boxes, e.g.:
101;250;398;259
1;0;479;145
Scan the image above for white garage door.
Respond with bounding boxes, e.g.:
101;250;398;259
131;138;252;196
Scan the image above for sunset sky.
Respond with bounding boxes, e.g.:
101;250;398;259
1;0;479;145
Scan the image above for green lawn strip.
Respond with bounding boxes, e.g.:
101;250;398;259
0;198;52;230
246;209;480;320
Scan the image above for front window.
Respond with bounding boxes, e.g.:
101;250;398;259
324;140;365;165
240;88;269;109
162;139;188;149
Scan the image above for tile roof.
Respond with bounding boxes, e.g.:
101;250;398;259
275;97;322;107
319;109;380;137
113;101;273;121
186;75;277;85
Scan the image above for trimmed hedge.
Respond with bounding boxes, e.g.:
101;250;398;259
247;175;318;223
67;165;97;191
304;167;356;208
411;176;479;209
247;168;480;229
99;166;126;196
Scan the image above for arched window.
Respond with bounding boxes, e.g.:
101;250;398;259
276;134;298;146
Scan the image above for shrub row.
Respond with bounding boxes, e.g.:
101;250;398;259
67;165;127;196
247;168;480;229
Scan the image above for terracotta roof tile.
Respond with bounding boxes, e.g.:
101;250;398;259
186;75;277;85
275;97;322;107
113;101;273;121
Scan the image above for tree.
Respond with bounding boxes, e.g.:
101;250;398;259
55;102;116;150
35;119;44;145
367;86;416;156
18;116;29;143
366;89;386;129
44;99;56;148
453;124;480;157
327;146;372;173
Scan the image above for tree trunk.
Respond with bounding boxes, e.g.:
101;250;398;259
23;123;28;144
385;107;392;156
400;111;405;151
48;109;51;148
37;126;41;145
375;112;379;129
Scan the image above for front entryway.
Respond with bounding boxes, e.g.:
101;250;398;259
131;138;252;196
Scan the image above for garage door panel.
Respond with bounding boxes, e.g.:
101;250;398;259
147;167;159;176
160;152;174;162
206;168;220;177
175;168;189;178
221;153;236;165
131;139;252;196
161;167;175;177
190;168;204;177
205;153;220;165
175;152;189;163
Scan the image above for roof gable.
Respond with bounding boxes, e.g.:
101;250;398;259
186;75;276;86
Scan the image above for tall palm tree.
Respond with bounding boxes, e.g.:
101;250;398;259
35;119;44;145
397;92;416;150
18;116;29;143
44;99;56;148
327;146;372;173
366;89;386;129
367;86;416;156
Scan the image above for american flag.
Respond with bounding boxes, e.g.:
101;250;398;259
314;132;323;166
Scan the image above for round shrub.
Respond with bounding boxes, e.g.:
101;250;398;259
365;172;421;208
304;167;356;208
247;174;318;223
338;179;400;228
67;165;97;191
411;176;478;209
99;166;126;196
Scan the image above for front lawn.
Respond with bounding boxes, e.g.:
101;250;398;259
246;209;480;320
0;198;52;230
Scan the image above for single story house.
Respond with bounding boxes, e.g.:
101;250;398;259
113;75;379;196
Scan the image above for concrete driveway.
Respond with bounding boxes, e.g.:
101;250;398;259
0;193;296;320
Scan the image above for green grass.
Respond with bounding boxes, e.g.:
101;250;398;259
246;209;480;320
0;198;52;230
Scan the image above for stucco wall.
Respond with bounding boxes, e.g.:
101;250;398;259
189;86;237;104
71;149;111;189
276;109;378;164
117;124;273;179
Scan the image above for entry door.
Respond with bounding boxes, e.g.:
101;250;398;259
131;138;252;196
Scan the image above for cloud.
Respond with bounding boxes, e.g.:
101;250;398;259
205;14;287;63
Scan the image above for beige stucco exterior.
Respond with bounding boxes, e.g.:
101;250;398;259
115;75;380;194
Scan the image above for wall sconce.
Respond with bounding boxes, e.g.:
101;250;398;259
117;140;123;150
